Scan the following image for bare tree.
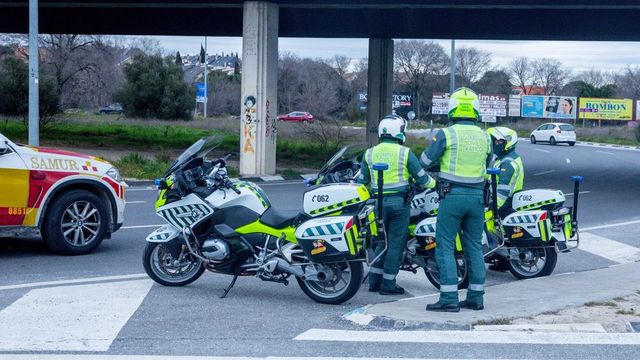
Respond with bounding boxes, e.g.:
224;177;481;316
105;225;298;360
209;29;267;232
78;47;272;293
531;58;569;95
576;68;615;88
331;54;351;78
456;46;492;86
507;57;532;94
614;66;640;99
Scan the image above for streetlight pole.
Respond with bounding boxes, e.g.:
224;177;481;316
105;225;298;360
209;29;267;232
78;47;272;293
28;0;39;146
204;36;208;118
449;39;455;94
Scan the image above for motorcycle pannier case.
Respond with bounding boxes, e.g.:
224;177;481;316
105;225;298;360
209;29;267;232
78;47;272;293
295;215;365;263
502;210;553;247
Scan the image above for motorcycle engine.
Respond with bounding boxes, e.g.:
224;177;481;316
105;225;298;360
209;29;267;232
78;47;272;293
201;238;231;261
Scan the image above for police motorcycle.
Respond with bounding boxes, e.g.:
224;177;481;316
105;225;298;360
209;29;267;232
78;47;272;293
143;135;387;304
411;169;583;289
309;143;583;290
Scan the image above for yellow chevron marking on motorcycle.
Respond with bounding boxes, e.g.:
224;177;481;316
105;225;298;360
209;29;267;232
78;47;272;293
516;199;557;211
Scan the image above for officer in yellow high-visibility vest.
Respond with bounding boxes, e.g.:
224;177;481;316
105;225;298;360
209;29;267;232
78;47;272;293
421;88;492;312
358;114;436;295
486;126;524;272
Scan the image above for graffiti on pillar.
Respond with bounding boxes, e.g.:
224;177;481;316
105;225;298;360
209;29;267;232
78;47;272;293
242;96;257;154
265;99;277;143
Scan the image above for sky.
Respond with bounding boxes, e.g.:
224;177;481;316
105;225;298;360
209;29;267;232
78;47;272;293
154;36;640;73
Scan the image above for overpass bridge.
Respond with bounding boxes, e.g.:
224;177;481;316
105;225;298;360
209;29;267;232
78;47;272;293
1;1;639;175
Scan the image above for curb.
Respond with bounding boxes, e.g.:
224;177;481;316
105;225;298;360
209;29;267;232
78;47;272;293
342;306;472;331
520;137;640;151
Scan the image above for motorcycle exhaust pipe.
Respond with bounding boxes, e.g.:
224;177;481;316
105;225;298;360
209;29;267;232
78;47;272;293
272;259;305;277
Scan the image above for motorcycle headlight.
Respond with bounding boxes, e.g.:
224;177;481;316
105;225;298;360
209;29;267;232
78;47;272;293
106;167;122;182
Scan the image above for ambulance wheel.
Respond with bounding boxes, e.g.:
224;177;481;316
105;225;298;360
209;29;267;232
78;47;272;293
424;254;469;290
296;260;363;304
508;247;558;279
530;135;536;144
43;190;108;255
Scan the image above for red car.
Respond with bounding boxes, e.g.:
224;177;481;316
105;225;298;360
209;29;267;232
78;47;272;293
277;111;314;123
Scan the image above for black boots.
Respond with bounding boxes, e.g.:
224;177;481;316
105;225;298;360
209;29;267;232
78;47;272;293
379;285;405;295
459;300;484;310
425;302;461;312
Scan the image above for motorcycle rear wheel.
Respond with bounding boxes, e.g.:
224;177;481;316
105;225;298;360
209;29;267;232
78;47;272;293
507;246;558;279
296;261;363;304
143;242;205;286
423;254;470;290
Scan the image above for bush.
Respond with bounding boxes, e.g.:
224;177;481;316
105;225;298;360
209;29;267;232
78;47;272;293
0;56;59;128
114;54;195;120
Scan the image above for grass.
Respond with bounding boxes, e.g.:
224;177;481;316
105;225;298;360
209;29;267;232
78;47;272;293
113;153;172;180
584;301;617;307
616;309;636;315
614;297;626;302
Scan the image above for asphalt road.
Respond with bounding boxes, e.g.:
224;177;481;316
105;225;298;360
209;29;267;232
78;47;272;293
1;140;640;359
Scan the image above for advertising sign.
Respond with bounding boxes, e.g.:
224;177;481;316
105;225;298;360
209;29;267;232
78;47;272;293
479;94;507;117
578;98;633;120
509;95;521;117
358;93;413;111
521;95;576;119
431;92;450;115
196;82;207;103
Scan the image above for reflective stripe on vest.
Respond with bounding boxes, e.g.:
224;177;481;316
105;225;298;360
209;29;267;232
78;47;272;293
439;125;491;184
496;156;524;195
367;143;410;193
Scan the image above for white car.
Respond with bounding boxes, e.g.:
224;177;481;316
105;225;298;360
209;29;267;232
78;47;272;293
0;133;127;255
530;123;576;146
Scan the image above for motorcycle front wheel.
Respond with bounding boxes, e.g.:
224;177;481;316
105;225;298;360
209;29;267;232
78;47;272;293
508;246;558;279
423;253;470;290
143;242;205;286
296;261;363;304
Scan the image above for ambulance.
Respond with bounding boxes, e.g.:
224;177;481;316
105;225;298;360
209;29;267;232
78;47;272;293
0;133;126;255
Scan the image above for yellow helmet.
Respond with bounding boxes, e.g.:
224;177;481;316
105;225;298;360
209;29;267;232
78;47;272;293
448;87;480;120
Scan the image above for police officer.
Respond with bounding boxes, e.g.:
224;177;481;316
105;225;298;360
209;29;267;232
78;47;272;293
358;114;436;295
486;126;524;271
421;88;492;312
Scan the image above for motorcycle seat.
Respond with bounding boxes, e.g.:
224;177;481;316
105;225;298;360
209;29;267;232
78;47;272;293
260;207;302;229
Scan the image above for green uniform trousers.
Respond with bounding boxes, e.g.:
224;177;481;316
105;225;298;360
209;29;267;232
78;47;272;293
435;186;486;305
369;195;410;291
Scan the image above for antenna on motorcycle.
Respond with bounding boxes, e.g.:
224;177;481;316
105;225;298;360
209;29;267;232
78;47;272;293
369;163;389;265
487;168;501;222
570;176;584;229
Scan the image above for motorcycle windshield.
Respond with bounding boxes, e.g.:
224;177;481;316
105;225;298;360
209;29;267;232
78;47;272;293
318;142;368;176
163;134;225;177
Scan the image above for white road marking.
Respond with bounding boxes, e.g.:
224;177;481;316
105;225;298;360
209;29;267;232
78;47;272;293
596;150;615;155
566;158;571;163
578;232;640;264
260;181;305;186
533;169;555;176
294;328;640;345
121;224;164;229
126;187;156;192
0;273;148;291
126;200;146;204
260;175;285;181
0;356;496;360
0;280;153;352
564;191;591;197
581;219;640;231
474;323;606;333
534;148;550;154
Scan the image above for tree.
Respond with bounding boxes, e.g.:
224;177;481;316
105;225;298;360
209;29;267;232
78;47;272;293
473;70;512;95
456;46;492;86
175;51;182;65
577;82;616;98
200;44;206;64
531;58;569;95
0;56;59;128
330;54;351;78
206;70;241;116
114;53;195;120
507;57;532;94
614;66;640;99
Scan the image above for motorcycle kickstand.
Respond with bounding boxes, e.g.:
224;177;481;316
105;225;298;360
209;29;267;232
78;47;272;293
220;275;238;299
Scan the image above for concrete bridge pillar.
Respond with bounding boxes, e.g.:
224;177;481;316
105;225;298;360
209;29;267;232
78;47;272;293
240;1;278;176
366;38;394;146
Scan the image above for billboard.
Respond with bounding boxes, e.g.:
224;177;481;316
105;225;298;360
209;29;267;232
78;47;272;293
431;92;450;115
358;93;414;111
578;98;633;120
431;93;507;117
509;95;521;117
521;95;576;119
479;94;507;117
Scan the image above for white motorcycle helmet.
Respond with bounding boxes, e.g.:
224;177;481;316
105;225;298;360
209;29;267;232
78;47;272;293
378;114;407;144
487;126;518;156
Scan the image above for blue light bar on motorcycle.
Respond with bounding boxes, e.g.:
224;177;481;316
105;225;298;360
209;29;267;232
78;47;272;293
571;176;584;183
372;163;389;171
154;178;162;188
487;168;501;175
